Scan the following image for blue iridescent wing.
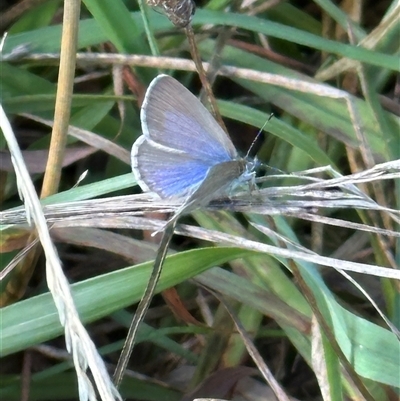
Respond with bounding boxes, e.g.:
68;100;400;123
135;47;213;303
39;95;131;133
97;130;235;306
132;136;213;198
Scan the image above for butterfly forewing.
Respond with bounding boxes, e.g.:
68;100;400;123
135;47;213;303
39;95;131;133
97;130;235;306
141;75;238;163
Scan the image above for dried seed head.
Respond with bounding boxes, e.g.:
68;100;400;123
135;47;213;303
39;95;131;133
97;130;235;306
147;0;196;27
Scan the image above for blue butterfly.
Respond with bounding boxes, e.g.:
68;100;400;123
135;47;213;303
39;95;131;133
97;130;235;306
132;74;255;221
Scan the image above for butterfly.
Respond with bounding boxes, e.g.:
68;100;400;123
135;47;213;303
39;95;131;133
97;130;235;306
131;74;256;224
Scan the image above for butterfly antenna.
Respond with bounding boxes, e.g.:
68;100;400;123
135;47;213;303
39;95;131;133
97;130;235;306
245;113;274;159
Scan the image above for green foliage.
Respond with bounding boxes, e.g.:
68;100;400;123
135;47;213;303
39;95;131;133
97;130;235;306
1;0;399;400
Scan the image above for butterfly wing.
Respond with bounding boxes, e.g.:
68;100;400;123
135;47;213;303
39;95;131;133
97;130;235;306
140;74;238;162
132;136;215;198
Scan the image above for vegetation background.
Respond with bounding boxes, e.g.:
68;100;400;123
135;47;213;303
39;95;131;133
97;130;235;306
0;0;399;400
